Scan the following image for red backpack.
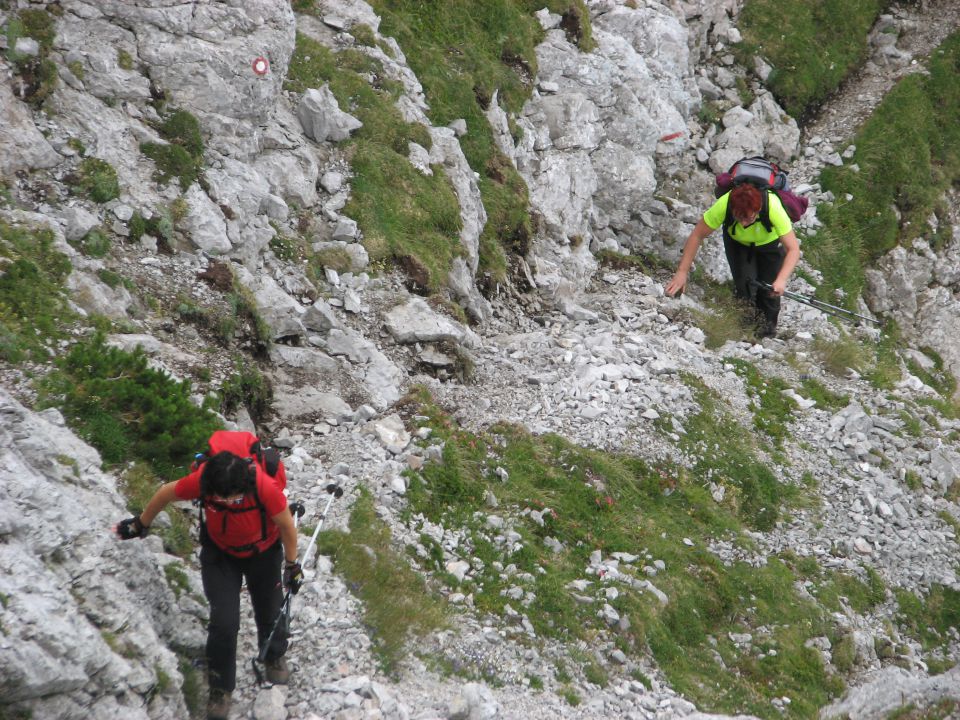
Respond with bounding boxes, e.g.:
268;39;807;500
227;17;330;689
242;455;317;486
192;431;287;555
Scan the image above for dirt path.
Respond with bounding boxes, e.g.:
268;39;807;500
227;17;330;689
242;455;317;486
791;0;960;186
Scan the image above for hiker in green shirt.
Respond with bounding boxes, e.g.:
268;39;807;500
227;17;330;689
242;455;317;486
665;183;800;338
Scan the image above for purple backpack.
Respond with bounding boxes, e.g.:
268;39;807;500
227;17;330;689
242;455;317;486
715;156;809;225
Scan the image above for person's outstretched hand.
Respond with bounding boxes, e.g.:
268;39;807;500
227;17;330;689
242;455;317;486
116;516;149;540
665;270;687;297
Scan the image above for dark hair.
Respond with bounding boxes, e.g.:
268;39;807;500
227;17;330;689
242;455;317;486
200;451;256;498
729;184;762;220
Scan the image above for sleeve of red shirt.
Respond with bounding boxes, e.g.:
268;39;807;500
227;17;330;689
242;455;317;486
174;466;204;501
259;470;288;516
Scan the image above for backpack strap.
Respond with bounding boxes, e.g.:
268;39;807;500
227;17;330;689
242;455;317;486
196;468;270;555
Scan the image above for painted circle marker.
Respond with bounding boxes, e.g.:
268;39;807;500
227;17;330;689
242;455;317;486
252;56;269;76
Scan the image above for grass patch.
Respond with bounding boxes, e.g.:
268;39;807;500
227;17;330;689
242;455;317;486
906;346;957;401
218;359;273;425
0;220;74;363
728;358;797;447
804;32;960;303
736;0;888;119
180;267;272;353
70;228;111;258
286;34;465;292
812;332;870;378
398;387;844;716
895;584;960;654
163;562;191;599
68;158;121;203
178;654;204;717
317;489;447;675
140;109;205;191
799;376;849;412
679;376;798;530
693;282;761;349
365;1;592;286
786;553;887;614
4;8;58;106
117;48;134;70
37;334;221;478
119;462;195;557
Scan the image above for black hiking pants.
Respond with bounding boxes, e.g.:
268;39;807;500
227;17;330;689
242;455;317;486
723;233;785;329
200;539;287;692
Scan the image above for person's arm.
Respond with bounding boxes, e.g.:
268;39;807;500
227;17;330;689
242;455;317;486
116;481;180;539
665;218;715;297
770;230;800;296
272;507;298;564
139;482;181;527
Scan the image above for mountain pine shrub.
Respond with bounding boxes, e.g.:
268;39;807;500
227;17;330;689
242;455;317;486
39;334;220;477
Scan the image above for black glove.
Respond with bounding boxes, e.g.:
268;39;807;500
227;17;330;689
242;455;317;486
116;516;149;540
283;560;303;594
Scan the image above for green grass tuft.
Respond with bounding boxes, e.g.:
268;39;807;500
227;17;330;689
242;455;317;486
317;489;448;675
736;0;887;120
396;387;846;715
141;108;205;191
70;158;121;203
804;32;960;304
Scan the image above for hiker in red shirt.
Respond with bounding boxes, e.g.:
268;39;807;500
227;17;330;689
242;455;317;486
116;432;300;720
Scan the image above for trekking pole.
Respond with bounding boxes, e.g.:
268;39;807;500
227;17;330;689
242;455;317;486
252;483;343;685
300;483;344;570
751;281;881;326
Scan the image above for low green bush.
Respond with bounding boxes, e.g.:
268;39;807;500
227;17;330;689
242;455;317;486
71;158;121;203
0;221;73;362
219;359;273;424
38;334;221;477
141;108;205;191
72;228;111;258
140;143;201;191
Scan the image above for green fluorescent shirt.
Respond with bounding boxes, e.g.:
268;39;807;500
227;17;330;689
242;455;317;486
703;191;792;246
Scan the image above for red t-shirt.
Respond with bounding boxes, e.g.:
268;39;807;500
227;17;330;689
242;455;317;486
175;465;287;557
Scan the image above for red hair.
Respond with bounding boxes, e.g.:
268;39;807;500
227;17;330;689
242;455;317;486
728;184;762;219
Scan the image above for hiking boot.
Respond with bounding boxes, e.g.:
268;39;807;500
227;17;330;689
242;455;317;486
757;322;778;339
265;656;289;684
207;688;232;720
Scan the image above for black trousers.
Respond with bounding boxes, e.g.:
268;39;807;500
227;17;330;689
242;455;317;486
723;233;785;327
200;539;287;691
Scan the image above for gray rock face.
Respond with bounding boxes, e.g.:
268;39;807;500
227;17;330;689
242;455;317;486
0;389;199;719
383;297;480;348
708;91;800;172
76;0;296;127
0;80;61;174
821;665;960;719
504;3;693;293
298;85;363;143
55;17;151;102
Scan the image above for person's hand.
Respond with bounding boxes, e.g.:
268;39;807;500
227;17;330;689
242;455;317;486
770;278;787;296
116;516;149;540
283;560;303;594
665;270;688;297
